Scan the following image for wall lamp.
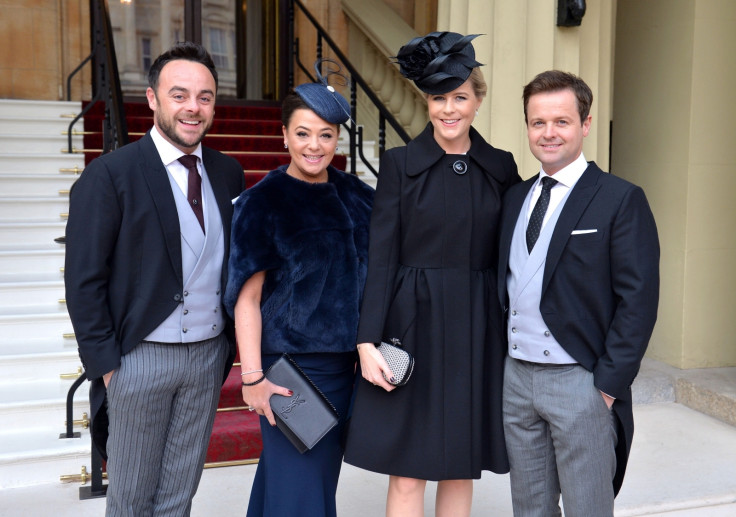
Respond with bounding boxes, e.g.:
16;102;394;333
557;0;586;27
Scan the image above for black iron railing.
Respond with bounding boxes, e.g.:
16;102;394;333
66;0;128;155
61;0;126;500
288;0;410;176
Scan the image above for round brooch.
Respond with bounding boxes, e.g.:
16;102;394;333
452;160;468;175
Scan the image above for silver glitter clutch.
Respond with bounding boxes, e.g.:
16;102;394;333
377;338;415;386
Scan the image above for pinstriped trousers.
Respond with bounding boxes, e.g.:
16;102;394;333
104;335;229;517
502;356;617;517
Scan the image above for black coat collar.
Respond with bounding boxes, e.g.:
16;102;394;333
405;123;507;183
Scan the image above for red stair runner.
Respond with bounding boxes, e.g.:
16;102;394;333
80;100;348;464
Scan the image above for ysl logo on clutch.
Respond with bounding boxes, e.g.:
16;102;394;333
280;393;306;419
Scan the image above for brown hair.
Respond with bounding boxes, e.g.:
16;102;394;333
522;70;592;123
148;41;218;91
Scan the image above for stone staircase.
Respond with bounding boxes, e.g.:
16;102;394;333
0;98;380;491
0;99;88;489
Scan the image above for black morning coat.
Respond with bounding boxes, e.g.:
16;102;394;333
497;162;660;494
64;131;245;458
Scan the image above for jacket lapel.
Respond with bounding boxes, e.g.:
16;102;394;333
138;132;183;282
498;176;535;305
542;163;603;294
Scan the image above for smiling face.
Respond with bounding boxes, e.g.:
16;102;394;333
282;108;338;183
146;59;216;154
426;78;482;154
526;88;591;175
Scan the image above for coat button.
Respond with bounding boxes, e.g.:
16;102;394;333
184;291;189;297
183;328;188;333
511;327;518;333
544;330;550;337
512;310;518;316
544;350;550;356
216;289;221;295
174;294;181;301
512;344;518;350
212;324;217;330
183;309;189;315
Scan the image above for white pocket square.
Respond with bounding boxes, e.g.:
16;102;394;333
571;229;597;235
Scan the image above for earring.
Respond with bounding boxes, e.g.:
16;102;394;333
475;109;479;117
336;146;340;152
284;143;288;149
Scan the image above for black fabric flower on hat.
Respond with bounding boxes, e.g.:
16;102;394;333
395;32;483;95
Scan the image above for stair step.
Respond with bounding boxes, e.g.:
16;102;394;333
0;375;88;405
0;428;90;489
0;336;78;357
1;392;89;432
0;174;76;197
0;197;69;222
0;154;85;176
0;280;66;309
0;99;81;119
206;410;262;463
0;349;81;382
0;310;74;345
0;116;76;136
0;249;65;274
0;134;83;155
0;222;67;250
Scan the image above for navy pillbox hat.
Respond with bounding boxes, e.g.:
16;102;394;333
294;82;351;125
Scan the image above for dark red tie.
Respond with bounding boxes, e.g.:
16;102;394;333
178;155;205;233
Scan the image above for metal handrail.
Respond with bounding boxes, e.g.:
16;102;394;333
66;0;128;155
289;0;410;176
61;0;126;499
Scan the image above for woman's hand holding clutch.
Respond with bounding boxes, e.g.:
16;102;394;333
357;343;396;392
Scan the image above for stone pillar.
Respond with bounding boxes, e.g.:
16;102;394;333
437;0;614;179
613;0;736;368
120;0;138;80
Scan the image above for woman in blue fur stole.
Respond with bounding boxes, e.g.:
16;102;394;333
224;70;373;516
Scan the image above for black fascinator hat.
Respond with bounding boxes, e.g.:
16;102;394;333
294;60;351;125
395;32;483;95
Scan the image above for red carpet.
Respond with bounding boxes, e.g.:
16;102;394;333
82;102;347;188
81;100;348;464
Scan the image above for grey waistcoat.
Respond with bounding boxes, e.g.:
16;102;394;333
506;184;577;364
145;167;226;343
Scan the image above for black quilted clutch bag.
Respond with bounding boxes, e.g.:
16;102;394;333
266;354;338;453
377;338;415;386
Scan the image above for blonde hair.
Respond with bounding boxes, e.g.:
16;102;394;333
468;68;487;99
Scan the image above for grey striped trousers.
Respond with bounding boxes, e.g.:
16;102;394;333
104;335;229;517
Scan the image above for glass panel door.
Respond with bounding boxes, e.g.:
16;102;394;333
108;0;283;100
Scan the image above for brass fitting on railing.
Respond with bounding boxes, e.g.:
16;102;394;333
60;366;83;380
59;166;83;174
60;466;108;485
64;412;89;429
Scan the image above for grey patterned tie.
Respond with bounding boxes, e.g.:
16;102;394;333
526;176;558;252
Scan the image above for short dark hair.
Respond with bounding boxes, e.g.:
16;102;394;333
147;41;218;91
280;89;310;127
522;70;592;124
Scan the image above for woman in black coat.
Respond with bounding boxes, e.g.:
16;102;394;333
344;32;520;516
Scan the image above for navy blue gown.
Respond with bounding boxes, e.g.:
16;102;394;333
225;165;374;517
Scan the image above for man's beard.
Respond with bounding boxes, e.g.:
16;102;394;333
155;110;212;150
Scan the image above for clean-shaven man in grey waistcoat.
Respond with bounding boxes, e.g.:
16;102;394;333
65;42;244;516
497;70;659;517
